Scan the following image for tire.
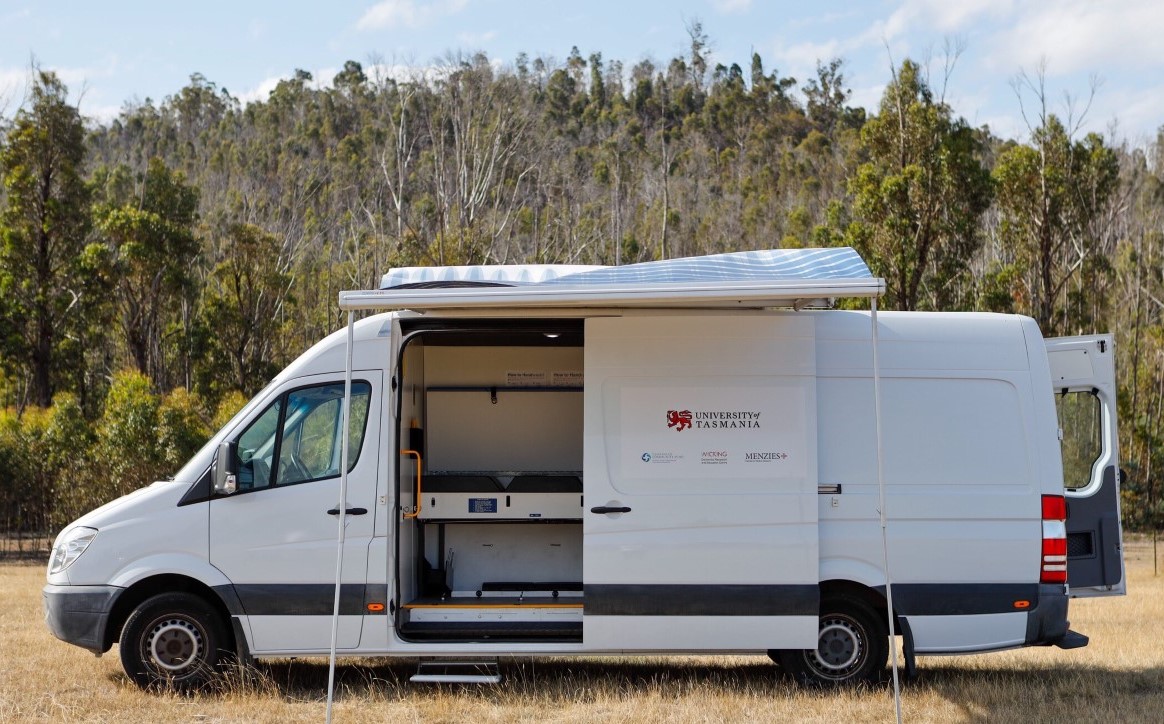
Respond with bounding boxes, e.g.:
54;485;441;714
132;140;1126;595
119;592;230;691
775;595;888;686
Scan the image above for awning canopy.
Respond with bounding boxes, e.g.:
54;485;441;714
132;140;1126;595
380;263;604;288
342;247;883;312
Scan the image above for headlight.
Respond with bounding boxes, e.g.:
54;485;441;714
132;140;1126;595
48;527;98;574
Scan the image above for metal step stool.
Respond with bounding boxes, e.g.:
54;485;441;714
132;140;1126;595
410;660;502;684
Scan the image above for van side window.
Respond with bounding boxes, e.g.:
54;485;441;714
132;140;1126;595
276;383;371;484
233;382;371;490
237;398;282;490
1056;391;1102;490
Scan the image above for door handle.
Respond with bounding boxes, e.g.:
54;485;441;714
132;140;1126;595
590;506;631;514
327;507;368;516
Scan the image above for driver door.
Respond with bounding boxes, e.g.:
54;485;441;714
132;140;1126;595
209;373;381;651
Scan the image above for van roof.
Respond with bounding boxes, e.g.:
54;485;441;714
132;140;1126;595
345;247;883;312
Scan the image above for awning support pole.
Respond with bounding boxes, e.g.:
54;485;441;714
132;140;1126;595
872;299;903;723
326;311;356;724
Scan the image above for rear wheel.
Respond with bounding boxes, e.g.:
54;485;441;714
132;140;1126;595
119;592;229;691
775;596;887;686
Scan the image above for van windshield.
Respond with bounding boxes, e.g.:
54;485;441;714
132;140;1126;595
169;376;286;484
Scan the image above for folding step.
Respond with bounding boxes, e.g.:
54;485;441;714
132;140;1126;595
410;660;502;684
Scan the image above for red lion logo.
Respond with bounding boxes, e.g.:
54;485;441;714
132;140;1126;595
667;409;692;432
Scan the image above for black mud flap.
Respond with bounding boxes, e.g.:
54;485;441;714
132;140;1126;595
1055;630;1089;649
897;616;918;681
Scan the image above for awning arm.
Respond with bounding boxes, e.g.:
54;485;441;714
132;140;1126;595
872;299;903;722
326;310;356;723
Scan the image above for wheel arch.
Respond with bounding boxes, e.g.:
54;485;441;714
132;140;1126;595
104;574;235;652
819;579;889;620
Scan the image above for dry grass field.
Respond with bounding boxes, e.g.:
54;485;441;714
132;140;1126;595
3;541;1163;723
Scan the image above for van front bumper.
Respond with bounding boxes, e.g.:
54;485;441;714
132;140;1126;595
43;584;122;654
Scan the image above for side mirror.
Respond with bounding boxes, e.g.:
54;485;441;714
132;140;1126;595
213;441;239;495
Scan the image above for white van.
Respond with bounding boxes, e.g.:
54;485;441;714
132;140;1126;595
43;248;1124;689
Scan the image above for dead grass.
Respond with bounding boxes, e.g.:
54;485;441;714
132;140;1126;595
2;542;1162;722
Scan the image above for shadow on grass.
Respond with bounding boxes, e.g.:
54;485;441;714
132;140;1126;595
106;655;1164;718
908;663;1164;721
259;656;802;702
106;656;799;702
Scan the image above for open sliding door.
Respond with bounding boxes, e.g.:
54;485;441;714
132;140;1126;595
582;314;820;651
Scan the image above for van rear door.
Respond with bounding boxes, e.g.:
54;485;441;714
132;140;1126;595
582;314;820;650
1045;334;1125;596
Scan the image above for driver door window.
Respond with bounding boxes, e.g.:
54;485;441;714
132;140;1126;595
234;381;371;490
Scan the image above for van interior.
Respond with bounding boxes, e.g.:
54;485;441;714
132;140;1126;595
395;320;586;642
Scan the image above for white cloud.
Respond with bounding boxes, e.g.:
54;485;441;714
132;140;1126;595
456;29;497;46
0;60;120;116
772;22;902;84
0;67;26;115
778;0;1009;79
882;0;1013;40
356;0;469;31
232;61;465;109
235;74;297;105
711;0;753;14
989;0;1164;76
1084;83;1164;145
0;66;27;89
82;103;122;124
1;7;32;23
848;82;886;116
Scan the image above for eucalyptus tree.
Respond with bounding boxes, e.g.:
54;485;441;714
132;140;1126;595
0;70;93;407
846;59;992;311
92;158;200;387
994;105;1119;335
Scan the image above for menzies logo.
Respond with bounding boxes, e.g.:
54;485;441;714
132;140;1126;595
666;409;693;432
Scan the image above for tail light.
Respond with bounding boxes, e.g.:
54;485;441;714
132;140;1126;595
1041;494;1068;584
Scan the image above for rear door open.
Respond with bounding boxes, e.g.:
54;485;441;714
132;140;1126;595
1045;334;1125;596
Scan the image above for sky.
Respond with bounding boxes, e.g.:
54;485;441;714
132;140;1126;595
2;0;1163;144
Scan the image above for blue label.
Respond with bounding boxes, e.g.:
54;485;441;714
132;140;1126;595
468;498;497;514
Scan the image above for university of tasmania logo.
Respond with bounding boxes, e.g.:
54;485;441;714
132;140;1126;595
666;409;693;432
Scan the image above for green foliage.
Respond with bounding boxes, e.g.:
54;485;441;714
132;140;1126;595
212;390;249;430
847;60;992;311
93;158;201;385
994;117;1119;335
1;41;1163;535
196;223;291;396
95;370;165;495
43;395;98;528
158;387;211;471
0;395;96;533
0;70;93;406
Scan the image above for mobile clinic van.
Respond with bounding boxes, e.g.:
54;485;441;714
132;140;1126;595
43;247;1125;689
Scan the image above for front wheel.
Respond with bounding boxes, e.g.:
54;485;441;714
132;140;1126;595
774;595;888;686
119;592;230;691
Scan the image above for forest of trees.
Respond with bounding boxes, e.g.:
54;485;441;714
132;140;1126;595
2;32;1163;545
